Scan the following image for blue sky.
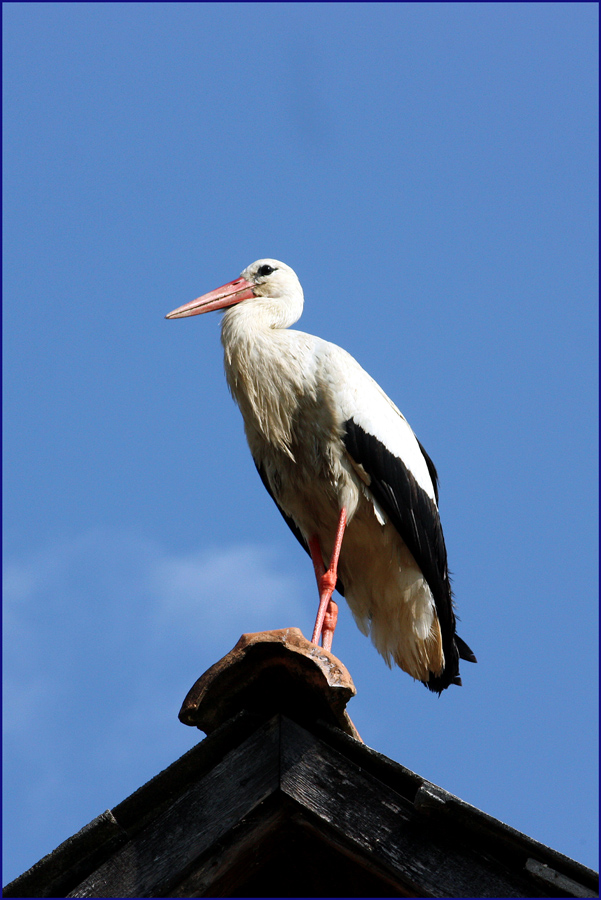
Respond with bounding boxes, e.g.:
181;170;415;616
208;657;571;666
3;1;598;883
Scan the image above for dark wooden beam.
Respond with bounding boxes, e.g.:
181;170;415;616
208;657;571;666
68;718;282;898
67;716;584;898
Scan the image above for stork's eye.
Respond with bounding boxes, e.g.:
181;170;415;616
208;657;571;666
257;264;276;277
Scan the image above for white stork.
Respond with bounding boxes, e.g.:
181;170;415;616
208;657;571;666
166;259;476;692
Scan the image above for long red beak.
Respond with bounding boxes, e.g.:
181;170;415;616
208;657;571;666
165;277;255;319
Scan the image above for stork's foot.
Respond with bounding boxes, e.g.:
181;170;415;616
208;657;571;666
322;599;338;652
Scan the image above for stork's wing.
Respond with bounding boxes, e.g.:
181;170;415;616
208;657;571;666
325;344;476;686
343;417;450;619
343;416;475;687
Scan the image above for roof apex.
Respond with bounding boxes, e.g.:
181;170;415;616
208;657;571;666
179;627;361;740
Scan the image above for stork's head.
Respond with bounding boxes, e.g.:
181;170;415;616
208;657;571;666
165;259;304;328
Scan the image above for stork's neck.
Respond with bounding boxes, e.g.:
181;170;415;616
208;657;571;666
220;298;307;457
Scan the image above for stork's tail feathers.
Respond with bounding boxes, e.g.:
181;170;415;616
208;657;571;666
456;634;477;663
425;633;477;694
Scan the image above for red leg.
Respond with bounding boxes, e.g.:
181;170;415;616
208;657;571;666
309;507;347;650
308;534;326;584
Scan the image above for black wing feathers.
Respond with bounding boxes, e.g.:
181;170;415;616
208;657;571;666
416;438;439;504
455;634;478;663
343;418;450;617
343;418;474;691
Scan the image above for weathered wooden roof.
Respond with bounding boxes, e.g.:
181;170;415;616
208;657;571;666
3;629;598;899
